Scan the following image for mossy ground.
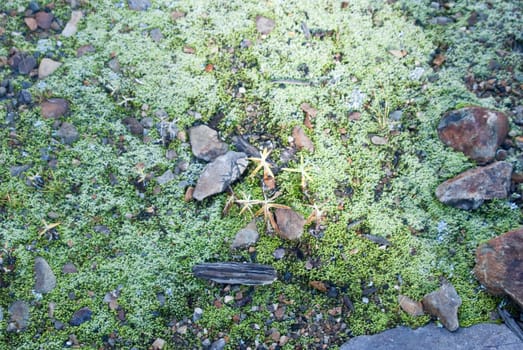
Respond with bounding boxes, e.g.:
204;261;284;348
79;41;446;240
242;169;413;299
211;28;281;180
0;0;521;348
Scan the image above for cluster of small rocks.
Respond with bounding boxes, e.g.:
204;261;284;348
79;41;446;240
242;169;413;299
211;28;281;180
434;106;523;310
435;106;512;209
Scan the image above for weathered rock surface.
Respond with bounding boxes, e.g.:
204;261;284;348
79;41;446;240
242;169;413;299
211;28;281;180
435;161;512;210
9;52;37;75
70;307;92;326
474;228;523;308
398;294;424;317
35;11;54;30
61;10;83;37
274;208;305;240
292;126;314;152
422;283;462;332
34;257;56;293
255;16;275;35
7;301;30;332
231;220;259;249
56;122;79;145
189;125;228;162
41;98;69;119
38;58;62;79
438;107;508;163
193;262;277;285
340;323;523;350
193;151;247;201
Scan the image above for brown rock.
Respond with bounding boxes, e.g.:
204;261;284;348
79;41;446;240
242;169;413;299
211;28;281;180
35;11;54;30
256;16;275;35
76;44;96;57
189;125;228;162
274;208;305;240
398;294;424;316
41;98;69;119
437;107;508;163
473;228;523;308
122;117;144;136
24;17;38;31
292;126;314;152
422;283;461;332
435;161;512;210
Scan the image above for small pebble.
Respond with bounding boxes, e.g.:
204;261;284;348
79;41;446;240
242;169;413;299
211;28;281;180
70;307;92;326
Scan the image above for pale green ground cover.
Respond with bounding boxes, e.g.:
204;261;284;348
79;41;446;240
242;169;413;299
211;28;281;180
0;0;521;348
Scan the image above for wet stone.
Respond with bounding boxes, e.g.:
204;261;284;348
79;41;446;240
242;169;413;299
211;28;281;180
435;161;512;210
70;307;92;326
474;228;523;308
34;257;56;293
422;282;461;332
437;107;509;164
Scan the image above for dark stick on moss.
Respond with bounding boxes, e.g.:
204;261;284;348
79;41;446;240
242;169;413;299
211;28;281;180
192;262;277;285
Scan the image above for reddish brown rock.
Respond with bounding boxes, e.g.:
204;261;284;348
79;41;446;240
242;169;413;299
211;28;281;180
41;98;69;119
422;283;462;332
435;161;512;210
437;107;508;163
473;228;523;308
292;126;314;152
398;295;424;317
35;11;54;30
274;208;305;240
24;17;38;31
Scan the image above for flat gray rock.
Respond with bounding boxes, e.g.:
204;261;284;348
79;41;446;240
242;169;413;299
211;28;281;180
34;257;56;294
193;151;247;201
340;323;523;350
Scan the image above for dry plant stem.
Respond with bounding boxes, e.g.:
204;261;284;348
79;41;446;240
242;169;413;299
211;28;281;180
235;191;290;232
281;154;313;190
247;148;274;180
